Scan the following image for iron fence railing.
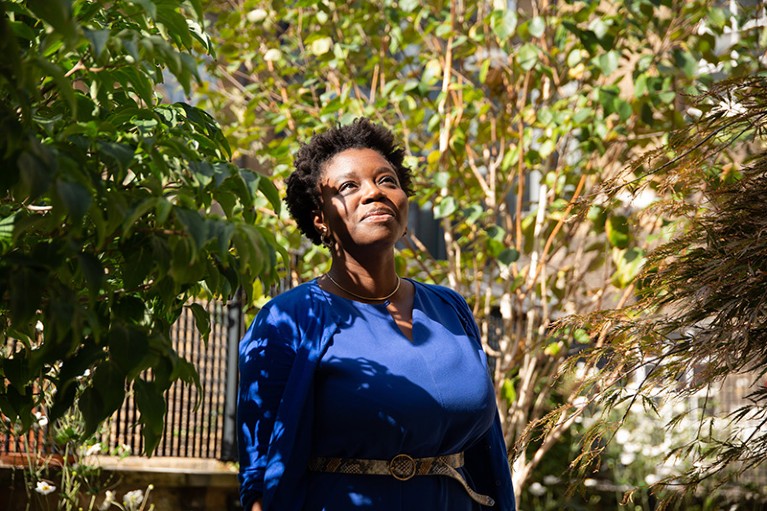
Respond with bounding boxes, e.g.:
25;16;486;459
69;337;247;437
1;297;243;461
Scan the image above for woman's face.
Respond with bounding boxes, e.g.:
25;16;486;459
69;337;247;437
313;148;409;253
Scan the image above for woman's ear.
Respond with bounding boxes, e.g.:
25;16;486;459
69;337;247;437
312;210;325;236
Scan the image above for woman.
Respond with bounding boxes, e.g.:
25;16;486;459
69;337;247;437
237;118;515;511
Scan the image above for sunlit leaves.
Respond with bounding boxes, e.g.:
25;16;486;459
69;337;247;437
0;0;278;454
198;0;767;495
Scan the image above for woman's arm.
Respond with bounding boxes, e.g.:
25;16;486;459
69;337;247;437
238;306;299;510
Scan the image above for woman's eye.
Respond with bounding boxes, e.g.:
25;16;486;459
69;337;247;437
381;176;398;185
339;182;356;191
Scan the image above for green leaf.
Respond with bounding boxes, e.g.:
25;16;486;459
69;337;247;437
611;247;645;288
134;378;166;454
78;386;103;438
657;90;676;104
132;0;157;18
596;50;620;75
98;142;135;172
78;252;103;296
170;357;201;406
34;57;77;117
433;171;450;189
17;145;55;201
108;325;150;378
673;49;697;78
0;213;15;248
175;207;207;251
498;248;520;266
528;16;545;38
544;342;561;356
27;0;76;43
56;179;91;222
84;29;110;61
122;198;157;237
93;362;127;414
501;378;517;404
517;43;539;71
187;303;210;344
492;9;518;42
587;205;607;232
434;196;457;219
399;0;419;12
10;267;44;323
257;174;281;214
567;49;582;67
605;214;630;248
573;328;591;344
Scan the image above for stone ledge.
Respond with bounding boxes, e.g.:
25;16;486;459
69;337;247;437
0;455;239;489
94;456;239;488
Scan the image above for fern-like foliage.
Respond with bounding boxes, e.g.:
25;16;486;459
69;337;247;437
551;76;767;507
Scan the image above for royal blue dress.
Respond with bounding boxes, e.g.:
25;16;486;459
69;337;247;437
304;281;497;510
237;279;515;511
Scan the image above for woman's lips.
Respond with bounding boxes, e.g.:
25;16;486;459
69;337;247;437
363;208;395;221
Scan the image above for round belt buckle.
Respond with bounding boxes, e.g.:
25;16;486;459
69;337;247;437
389;453;417;481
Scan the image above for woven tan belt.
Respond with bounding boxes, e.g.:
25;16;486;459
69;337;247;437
308;452;495;507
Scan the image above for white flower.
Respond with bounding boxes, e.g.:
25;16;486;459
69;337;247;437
696;21;713;35
583;478;598;487
543;475;560;485
34;411;48;428
119;443;131;455
246;8;268;23
123;489;144;511
84;443;102;456
35;480;56;495
698;58;723;75
686;107;703;118
263;48;282;62
100;490;116;511
645;473;660;485
712;97;747;117
310;36;333;56
572;396;588;409
35;320;44;332
529;482;547;496
615;429;631;444
620;452;636;465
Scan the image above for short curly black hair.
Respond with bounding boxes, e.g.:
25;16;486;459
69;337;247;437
285;118;413;245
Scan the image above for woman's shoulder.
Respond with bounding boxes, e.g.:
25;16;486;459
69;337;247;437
259;279;323;315
244;280;328;346
411;279;467;304
411;279;480;339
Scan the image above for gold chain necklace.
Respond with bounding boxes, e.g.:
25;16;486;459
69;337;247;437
325;273;401;302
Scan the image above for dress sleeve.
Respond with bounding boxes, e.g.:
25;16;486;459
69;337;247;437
237;305;299;511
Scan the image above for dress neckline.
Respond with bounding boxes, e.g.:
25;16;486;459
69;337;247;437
312;277;417;308
313;277;419;342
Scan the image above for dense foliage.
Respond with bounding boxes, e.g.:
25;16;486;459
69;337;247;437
0;0;279;453
200;0;765;498
567;77;767;505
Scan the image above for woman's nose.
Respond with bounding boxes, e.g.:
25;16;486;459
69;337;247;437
361;181;385;202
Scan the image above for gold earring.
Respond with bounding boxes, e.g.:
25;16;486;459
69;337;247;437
320;226;334;248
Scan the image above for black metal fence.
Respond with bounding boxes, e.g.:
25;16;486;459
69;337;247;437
102;299;243;460
1;298;244;461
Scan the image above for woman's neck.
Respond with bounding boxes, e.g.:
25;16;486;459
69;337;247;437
327;252;399;297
